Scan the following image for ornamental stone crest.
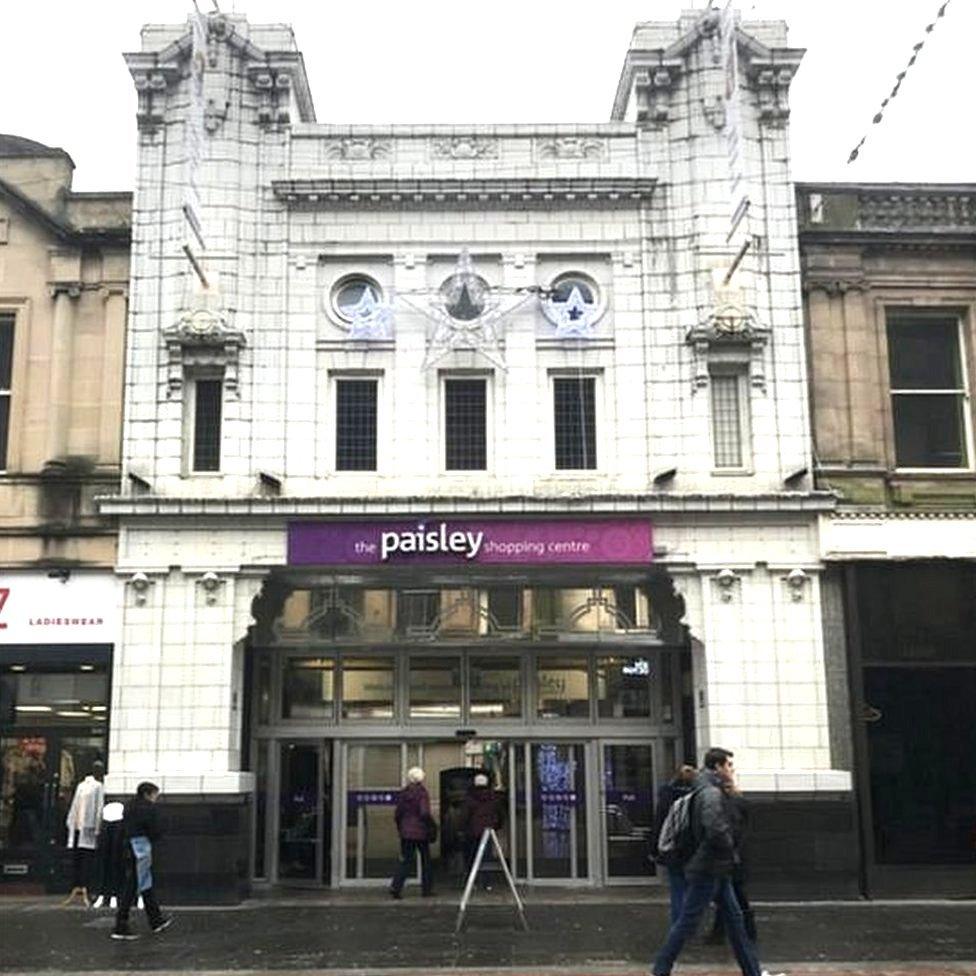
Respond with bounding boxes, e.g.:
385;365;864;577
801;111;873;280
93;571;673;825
163;285;245;398
536;137;607;160
430;137;499;160
322;138;393;161
686;300;769;393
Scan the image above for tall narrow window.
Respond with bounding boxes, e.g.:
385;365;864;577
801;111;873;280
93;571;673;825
192;378;222;472
710;372;747;469
887;315;969;468
335;379;377;471
0;314;13;470
444;378;486;470
553;376;596;470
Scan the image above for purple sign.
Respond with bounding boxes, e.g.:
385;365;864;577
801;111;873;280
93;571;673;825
287;519;652;567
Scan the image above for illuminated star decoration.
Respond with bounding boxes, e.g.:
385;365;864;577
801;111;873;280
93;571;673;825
341;285;393;340
400;250;533;371
550;284;597;339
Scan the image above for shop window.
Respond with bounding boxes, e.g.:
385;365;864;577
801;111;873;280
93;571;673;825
335;378;378;471
470;656;522;718
487;587;522;632
185;374;223;472
595;655;651;719
553;375;597;470
887;314;969;468
659;650;675;724
444;378;487;470
709;369;750;470
408;656;462;719
0;313;13;470
282;657;335;720
396;590;440;637
536;655;590;719
341;657;394;719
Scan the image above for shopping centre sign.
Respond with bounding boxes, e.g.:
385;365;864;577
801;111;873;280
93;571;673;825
288;518;653;566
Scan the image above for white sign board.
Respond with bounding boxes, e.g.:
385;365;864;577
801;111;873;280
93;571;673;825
0;573;119;645
720;1;750;245
183;9;208;252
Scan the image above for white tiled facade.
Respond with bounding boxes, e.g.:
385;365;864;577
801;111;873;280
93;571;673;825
104;10;848;802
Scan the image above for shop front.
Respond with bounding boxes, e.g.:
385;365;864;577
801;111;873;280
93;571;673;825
0;572;117;892
249;517;690;889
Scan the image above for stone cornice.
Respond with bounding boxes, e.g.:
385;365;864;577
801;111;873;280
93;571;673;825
272;177;656;207
95;492;836;518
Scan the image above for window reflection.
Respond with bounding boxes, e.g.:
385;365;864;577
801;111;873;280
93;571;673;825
470;656;521;718
595;655;651;718
282;657;335;720
408;656;462;719
341;658;394;719
537;655;590;719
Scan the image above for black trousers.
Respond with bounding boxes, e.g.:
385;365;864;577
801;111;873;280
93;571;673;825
71;848;95;888
390;838;432;895
114;857;163;930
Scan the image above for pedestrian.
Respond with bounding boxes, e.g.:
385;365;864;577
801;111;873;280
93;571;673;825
111;782;173;940
650;748;784;976
651;763;697;924
706;777;757;944
461;772;503;889
389;766;434;899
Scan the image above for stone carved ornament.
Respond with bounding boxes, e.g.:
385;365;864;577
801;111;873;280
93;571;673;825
322;138;393;161
430;137;499;159
536;137;607;159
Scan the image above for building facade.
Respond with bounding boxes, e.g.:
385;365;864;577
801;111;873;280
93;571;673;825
0;135;130;890
102;11;854;903
799;182;976;897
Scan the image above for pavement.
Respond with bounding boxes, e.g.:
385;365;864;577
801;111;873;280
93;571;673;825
0;890;974;975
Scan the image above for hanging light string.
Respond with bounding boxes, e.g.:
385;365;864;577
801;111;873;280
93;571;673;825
847;0;951;164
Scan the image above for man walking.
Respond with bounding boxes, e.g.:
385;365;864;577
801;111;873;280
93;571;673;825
651;748;784;976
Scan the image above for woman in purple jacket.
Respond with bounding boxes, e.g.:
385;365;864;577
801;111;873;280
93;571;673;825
390;767;434;898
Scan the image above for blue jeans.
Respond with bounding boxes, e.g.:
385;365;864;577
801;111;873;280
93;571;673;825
652;875;762;976
666;865;686;926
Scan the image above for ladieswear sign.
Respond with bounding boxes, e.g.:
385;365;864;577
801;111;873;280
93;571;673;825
288;519;653;567
0;572;118;644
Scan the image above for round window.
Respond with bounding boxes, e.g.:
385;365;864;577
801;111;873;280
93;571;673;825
440;272;490;321
331;275;382;323
545;273;600;330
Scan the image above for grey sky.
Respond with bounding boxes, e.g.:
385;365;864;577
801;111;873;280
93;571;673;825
2;0;972;191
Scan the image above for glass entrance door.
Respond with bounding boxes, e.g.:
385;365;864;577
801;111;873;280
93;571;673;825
277;741;331;884
601;742;655;880
529;742;589;880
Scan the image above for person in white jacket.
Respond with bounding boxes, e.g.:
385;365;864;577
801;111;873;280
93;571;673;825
62;760;105;907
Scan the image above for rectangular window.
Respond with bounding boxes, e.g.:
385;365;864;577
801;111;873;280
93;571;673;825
444;378;486;470
0;314;14;470
408;656;461;719
553;376;596;470
335;379;377;471
282;657;335;720
710;372;747;468
595;655;651;719
887;315;969;468
536;654;590;719
192;378;222;472
340;657;394;720
470;656;522;718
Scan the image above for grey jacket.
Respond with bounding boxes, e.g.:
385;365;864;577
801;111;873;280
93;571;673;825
683;769;738;878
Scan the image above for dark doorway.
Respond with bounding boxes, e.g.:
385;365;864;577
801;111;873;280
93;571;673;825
864;667;976;865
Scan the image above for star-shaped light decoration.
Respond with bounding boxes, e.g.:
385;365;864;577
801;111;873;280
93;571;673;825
398;250;533;371
340;284;394;341
549;283;597;339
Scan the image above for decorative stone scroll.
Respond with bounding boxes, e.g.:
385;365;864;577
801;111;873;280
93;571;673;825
633;63;681;128
535;137;607;160
430;137;499;160
322;138;393;161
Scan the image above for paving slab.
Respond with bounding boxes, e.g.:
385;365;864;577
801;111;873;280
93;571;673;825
0;896;973;974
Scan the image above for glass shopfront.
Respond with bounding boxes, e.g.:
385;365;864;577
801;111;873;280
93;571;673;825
249;571;690;888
